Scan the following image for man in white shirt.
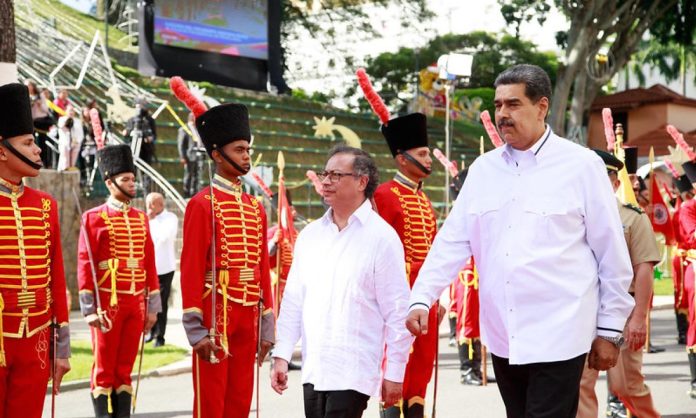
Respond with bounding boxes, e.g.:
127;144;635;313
406;64;634;418
271;145;413;418
146;192;179;347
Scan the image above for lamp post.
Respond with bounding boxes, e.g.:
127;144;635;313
437;53;473;214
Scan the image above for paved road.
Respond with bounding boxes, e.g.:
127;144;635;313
43;309;695;417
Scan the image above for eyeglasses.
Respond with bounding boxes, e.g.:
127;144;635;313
317;171;360;183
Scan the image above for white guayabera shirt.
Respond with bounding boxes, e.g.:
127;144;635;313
274;199;413;396
410;127;634;365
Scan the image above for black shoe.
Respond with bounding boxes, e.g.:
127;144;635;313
380;405;402;418
287;361;302;371
448;337;456;347
460;369;482;386
648;343;665;353
91;394;111;418
144;333;154;344
154;338;165;347
405;403;424;418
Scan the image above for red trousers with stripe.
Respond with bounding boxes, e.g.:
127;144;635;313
192;303;258;418
0;328;51;418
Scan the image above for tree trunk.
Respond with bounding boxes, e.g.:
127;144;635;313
0;0;16;64
567;70;588;143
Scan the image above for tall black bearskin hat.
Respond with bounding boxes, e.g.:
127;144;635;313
356;69;428;157
195;103;251;156
676;174;693;194
593;149;624;173
683;161;696;184
0;83;34;140
97;145;136;179
169;77;250;157
623;147;638;175
381;113;429;157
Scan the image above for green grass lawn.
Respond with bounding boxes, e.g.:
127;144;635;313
653;277;674;296
66;340;188;382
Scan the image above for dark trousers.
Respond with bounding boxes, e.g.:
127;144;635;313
492;353;587;418
152;271;174;343
303;383;369;418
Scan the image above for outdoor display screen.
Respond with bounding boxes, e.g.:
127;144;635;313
154;0;268;61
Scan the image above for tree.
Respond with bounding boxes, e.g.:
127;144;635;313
0;0;16;84
500;0;681;140
356;31;558;112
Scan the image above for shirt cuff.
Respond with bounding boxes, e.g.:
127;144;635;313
597;316;626;337
273;341;294;363
383;359;407;383
596;326;623;338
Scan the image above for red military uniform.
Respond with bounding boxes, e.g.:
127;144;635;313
673;201;691;342
454;258;483;386
181;174;274;418
374;171;437;413
267;224;295;313
77;196;160;406
0;179;70;418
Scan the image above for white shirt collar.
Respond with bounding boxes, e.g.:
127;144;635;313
501;125;552;166
322;198;372;228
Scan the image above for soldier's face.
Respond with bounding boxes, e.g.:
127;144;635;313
0;134;43;178
399;147;432;180
108;172;137;200
215;139;251;177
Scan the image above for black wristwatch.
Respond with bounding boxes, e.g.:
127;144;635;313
598;334;624;348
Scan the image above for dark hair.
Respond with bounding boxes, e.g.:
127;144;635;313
327;145;379;198
494;64;552;104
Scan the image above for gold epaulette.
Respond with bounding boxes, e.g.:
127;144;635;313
623;203;644;214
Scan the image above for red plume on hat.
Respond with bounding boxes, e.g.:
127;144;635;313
169;76;207;118
356;68;390;125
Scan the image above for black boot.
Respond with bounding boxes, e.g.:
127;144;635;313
448;317;457;346
459;342;482;386
380;405;402;418
689;352;696;399
91;394;111;418
677;312;688;344
606;393;627;418
113;391;131;418
405;403;423;418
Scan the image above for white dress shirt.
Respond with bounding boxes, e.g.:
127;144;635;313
274;199;413;396
410;128;634;365
149;209;178;275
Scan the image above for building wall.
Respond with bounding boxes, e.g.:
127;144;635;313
627;104;668;142
587;112;605;150
667;103;696;131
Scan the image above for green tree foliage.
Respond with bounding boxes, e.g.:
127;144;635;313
355;31;557;112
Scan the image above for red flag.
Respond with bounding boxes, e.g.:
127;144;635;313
650;177;675;244
277;175;296;246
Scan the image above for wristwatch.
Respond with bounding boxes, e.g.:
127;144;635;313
598;334;624;348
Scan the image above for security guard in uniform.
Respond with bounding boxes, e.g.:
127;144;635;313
577;150;661;418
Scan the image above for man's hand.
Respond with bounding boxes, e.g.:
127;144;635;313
437;304;447;327
180;158;187;166
381;379;402;408
192;336;219;362
588;337;620;371
258;340;273;366
624;312;647;351
271;358;289;394
52;358;71;395
144;312;157;334
406;308;429;337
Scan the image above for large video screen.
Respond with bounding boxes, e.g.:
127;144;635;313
154;0;268;60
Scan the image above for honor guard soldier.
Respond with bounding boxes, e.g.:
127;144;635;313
372;112;437;418
577;150;661;418
77;144;161;417
0;83;71;418
172;78;275;418
679;159;696;399
672;174;693;344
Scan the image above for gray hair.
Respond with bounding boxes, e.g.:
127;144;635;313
327;145;379;198
494;64;552;104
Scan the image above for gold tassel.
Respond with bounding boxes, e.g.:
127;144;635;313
108;259;119;306
0;294;5;367
469;339;474;360
107;393;113;414
219;270;230;354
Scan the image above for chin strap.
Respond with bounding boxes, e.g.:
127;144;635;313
400;150;431;176
111;179;136;200
217;148;250;175
0;138;43;170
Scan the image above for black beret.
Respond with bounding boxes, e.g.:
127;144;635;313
623;147;638;175
0;83;34;140
97;145;136;179
593;149;624;172
195;103;251;156
381;113;429;157
683;161;696;184
676;174;693;194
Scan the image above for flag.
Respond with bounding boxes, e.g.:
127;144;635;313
650;175;675;244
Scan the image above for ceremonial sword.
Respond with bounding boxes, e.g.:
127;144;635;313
207;160;220;364
132;288;148;413
72;189;112;333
